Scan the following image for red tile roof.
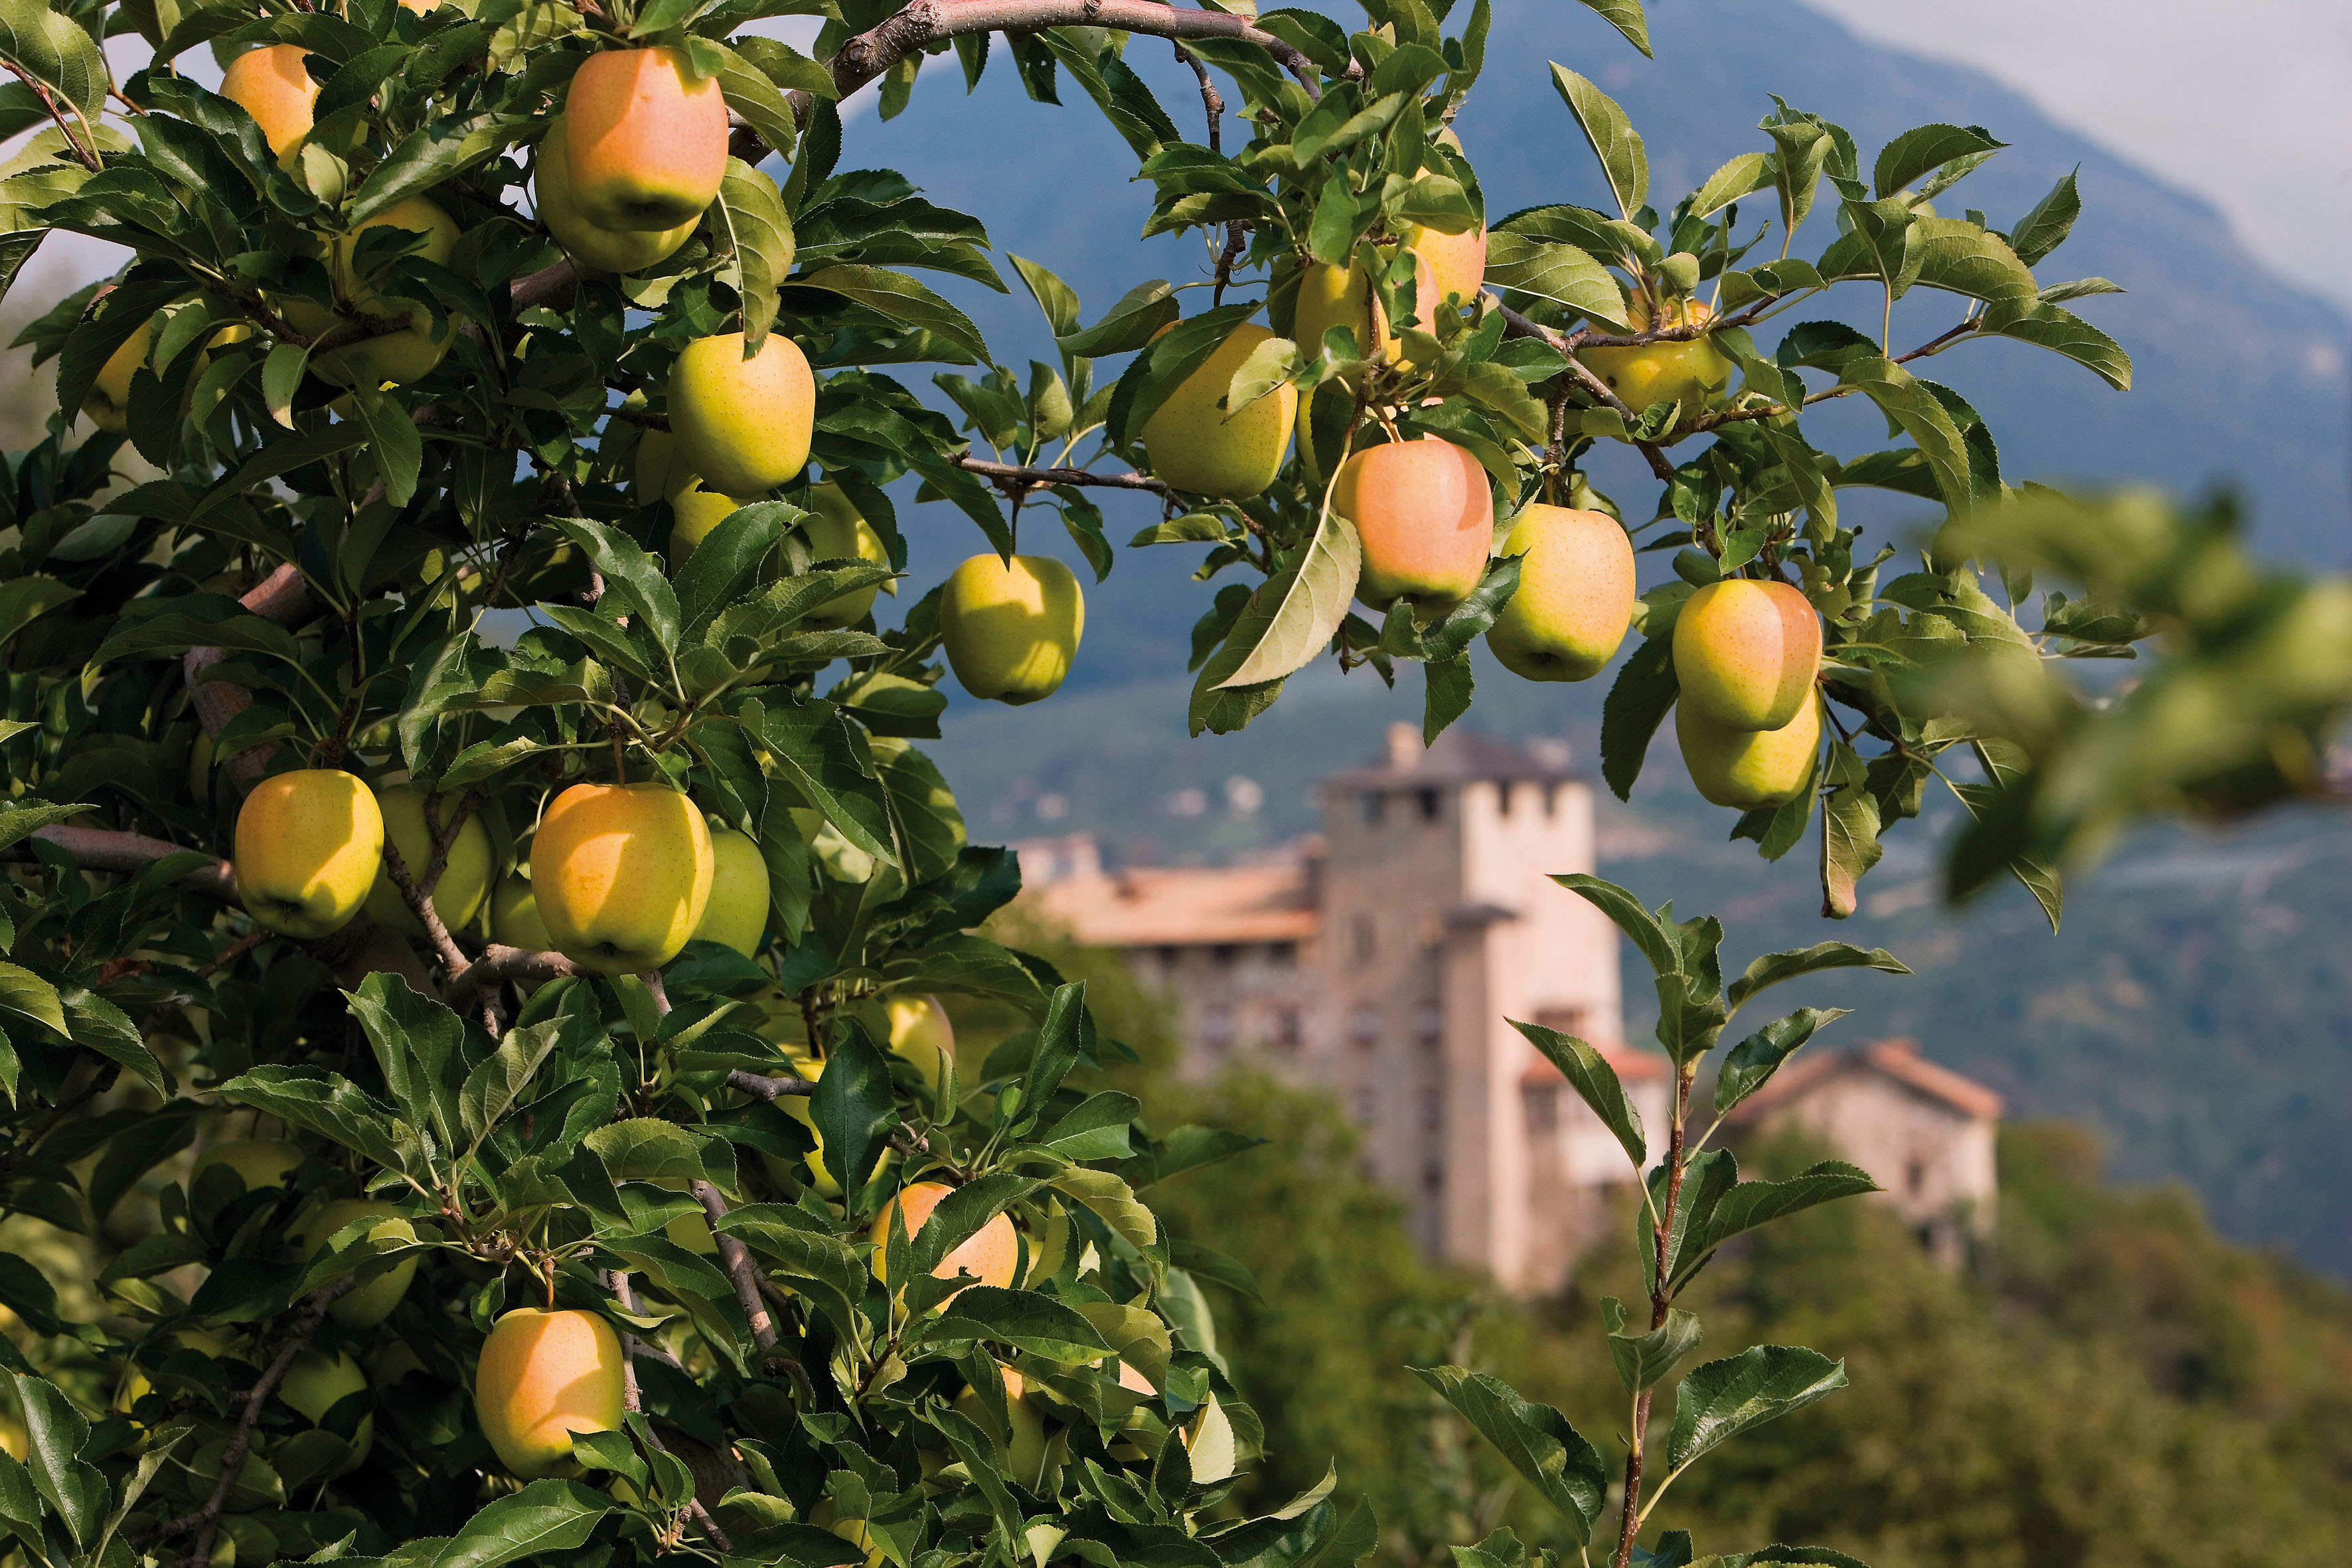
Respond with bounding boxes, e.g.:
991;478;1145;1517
1024;865;1320;948
1732;1037;2003;1122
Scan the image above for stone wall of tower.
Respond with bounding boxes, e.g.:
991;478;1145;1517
1310;765;1624;1285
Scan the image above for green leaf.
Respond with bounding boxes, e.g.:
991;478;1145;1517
1665;1346;1847;1475
1549;874;1678;982
1761;113;1833;240
1604;1300;1701;1392
2007;168;2080;266
1008;252;1080;340
552;518;680;656
64;988;169;1096
1482;232;1621;321
586;1118;704;1184
811;1021;894;1205
1839;357;1972;514
1979;301;2132;391
217;1066;411;1174
1108;300;1255;445
793;265;986;363
1597;629;1676;801
1685;151;1773;220
428;1478;611;1568
0;963;64;1036
1548;66;1647;221
1050;1163;1157;1251
1407;1367;1607;1539
1871;123;2004;200
1509;1019;1645;1167
1569;0;1651;58
1906;218;2037;307
1819;763;1883;921
1711;1007;1847;1116
351;112;526;225
1674;1160;1879;1292
12;1372;104;1547
94;609;300;668
907;1285;1116;1363
715;158;795;350
706;42;802;161
0;575;76;650
1212;510;1360;690
0;1;106;125
1725;943;1909;1012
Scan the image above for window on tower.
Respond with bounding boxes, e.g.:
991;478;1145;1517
1271;1006;1304;1050
1524;1083;1561;1135
1417;787;1441;821
1351;913;1377;963
1361;791;1384;824
1348;1002;1381;1048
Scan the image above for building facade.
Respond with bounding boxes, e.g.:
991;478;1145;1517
1729;1037;2003;1267
1024;722;1668;1291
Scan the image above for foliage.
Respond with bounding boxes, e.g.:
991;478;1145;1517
0;3;2299;1568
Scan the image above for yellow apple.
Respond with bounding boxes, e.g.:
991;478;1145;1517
1577;295;1734;422
886;995;954;1090
1676;692;1822;809
82;317;152;433
669;331;815;498
562;47;728;231
1485;504;1636;681
1139;322;1297;499
631;418;674;499
940;554;1083;704
666;477;752;565
473;1308;624;1479
691;828;770;957
278;1349;372;1474
534;119;696;274
1292;248;1440;366
761;1053;842;1198
1407;219;1487;312
220;44;318;169
870;1180;1018;1295
491;872;555;951
801;482;891;629
1672;578;1822;731
233;769;386;939
362;784;492;937
529;783;714;973
1333;436;1493;612
297;1200;418;1329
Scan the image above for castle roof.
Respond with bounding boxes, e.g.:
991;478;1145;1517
1732;1037;2003;1123
1321;722;1578;792
1026;863;1318;948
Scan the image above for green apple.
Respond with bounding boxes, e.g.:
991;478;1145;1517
690;828;770;957
801;482;892;629
191;1138;302;1194
363;784;492;937
278;1349;372;1475
1139;323;1297;499
491;872;555;951
1576;295;1734;423
297;1200;418;1328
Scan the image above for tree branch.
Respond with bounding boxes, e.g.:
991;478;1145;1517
953;452;1168;496
608;1267;733;1552
183;562;318;781
690;1180;780;1355
13;826;237;900
141;1280;357;1565
726;1067;818;1100
378;839;469;978
1490;299;1675;483
443;944;584;1010
830;1;1329;103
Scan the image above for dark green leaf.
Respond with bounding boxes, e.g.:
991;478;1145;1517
1665;1346;1847;1474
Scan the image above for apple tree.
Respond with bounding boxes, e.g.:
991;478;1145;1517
0;2;2319;1568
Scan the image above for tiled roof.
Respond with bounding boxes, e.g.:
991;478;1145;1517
1733;1037;2003;1122
1024;864;1319;948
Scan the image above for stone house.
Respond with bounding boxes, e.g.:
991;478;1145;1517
1730;1037;2003;1267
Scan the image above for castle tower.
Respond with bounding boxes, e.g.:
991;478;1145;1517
1312;723;1639;1288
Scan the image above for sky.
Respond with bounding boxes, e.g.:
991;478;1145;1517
11;3;2350;321
1796;0;2352;316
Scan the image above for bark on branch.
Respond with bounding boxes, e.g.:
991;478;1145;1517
828;0;1329;103
953;453;1168;496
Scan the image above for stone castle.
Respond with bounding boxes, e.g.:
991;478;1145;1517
1021;723;2000;1289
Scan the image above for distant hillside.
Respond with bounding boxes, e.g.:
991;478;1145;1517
851;0;2351;692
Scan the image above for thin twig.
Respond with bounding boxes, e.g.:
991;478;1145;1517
726;1068;819;1100
608;1269;732;1551
444;945;584;1010
13;827;237;900
380;839;469;978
